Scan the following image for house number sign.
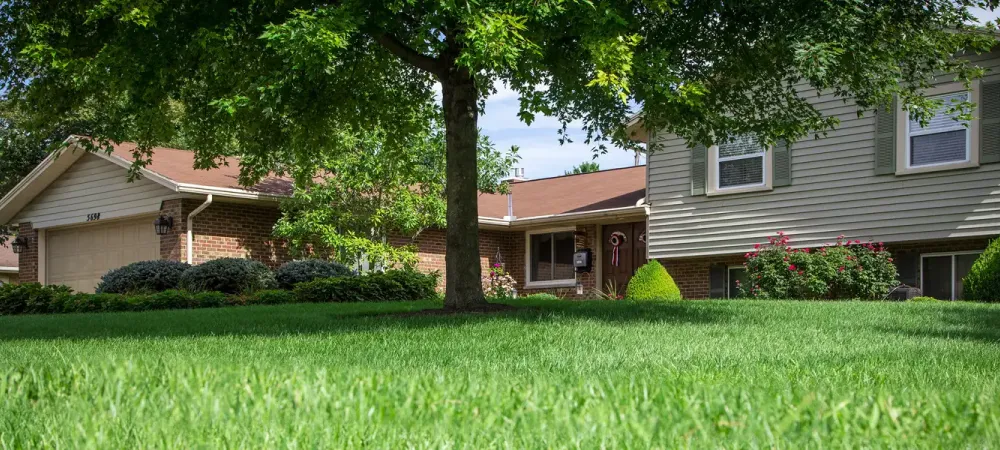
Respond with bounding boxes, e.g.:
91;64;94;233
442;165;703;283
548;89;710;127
87;213;101;222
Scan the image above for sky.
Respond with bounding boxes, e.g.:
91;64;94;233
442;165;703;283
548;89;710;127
476;7;1000;180
477;84;643;179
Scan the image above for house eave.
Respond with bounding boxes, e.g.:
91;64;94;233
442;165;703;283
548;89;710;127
477;204;648;229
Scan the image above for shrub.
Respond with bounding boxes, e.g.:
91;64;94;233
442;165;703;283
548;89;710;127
245;289;298;305
145;290;194;310
275;259;353;290
625;261;682;301
295;269;438;303
963;239;1000;302
482;263;516;299
192;291;227;308
0;283;73;315
179;258;278;294
740;232;897;300
96;260;191;294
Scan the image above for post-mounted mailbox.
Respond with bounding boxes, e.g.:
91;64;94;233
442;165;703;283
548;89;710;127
573;248;593;273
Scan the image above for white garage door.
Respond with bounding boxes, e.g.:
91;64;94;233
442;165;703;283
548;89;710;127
46;217;159;293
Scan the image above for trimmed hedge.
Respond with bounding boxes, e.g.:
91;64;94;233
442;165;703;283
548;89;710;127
275;259;354;290
625;261;682;301
179;258;278;294
0;270;437;316
0;283;74;315
295;269;438;303
96;260;191;294
964;238;1000;302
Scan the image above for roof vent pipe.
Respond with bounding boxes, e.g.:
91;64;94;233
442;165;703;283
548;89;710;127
505;192;515;221
187;194;213;264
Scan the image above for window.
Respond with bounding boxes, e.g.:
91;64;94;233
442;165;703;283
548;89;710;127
907;91;970;168
527;230;576;286
727;266;748;298
921;252;982;300
707;135;773;195
894;81;981;175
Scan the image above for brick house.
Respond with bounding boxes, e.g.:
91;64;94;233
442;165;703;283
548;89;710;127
634;48;1000;300
0;137;293;292
0;243;16;284
0;136;651;296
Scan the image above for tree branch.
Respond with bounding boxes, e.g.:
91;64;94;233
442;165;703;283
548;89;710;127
371;32;445;78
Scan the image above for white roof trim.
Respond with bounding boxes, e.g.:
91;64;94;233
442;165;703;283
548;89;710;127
176;183;285;202
0;266;17;273
477;205;647;228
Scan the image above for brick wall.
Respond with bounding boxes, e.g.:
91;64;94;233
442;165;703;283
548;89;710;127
397;228;516;290
16;222;37;283
405;223;602;299
158;199;290;268
159;199;185;261
658;254;744;299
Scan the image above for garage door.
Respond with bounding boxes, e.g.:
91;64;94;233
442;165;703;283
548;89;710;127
46;217;159;293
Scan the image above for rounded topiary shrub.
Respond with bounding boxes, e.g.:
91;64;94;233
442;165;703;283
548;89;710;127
96;260;191;294
625;261;682;301
179;258;278;294
964;239;1000;302
274;259;353;290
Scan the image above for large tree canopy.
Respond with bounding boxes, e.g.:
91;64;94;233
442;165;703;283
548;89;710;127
1;0;996;308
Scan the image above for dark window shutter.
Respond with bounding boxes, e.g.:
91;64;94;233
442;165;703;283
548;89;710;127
981;80;1000;164
691;144;707;196
709;264;727;299
874;99;897;175
773;139;792;187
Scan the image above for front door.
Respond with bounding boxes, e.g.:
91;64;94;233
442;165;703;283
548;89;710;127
602;221;646;295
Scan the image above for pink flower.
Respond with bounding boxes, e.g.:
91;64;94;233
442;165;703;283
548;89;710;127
754;243;761;249
788;264;797;271
838;266;845;272
798;270;805;275
888;258;893;262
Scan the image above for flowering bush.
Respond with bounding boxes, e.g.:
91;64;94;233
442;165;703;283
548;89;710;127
483;263;517;299
739;232;897;300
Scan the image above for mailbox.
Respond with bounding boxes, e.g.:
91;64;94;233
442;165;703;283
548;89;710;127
573;248;593;273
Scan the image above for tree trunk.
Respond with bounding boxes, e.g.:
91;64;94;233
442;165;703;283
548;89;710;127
441;70;487;309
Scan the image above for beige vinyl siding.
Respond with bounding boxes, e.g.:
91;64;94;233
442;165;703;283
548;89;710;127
12;154;175;229
646;50;1000;259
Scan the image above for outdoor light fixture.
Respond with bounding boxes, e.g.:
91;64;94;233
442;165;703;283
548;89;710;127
10;236;27;254
153;216;174;236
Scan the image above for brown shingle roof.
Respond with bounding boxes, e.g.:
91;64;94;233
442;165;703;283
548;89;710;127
102;139;644;220
107;142;293;196
479;165;646;219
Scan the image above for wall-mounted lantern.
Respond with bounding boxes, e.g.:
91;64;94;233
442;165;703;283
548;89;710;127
153;216;174;236
10;236;28;254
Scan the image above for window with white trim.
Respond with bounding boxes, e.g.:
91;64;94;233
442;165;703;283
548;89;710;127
907;91;971;168
921;252;981;300
714;135;768;191
528;231;576;284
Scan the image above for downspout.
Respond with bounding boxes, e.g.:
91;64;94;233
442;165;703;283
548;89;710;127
186;194;213;264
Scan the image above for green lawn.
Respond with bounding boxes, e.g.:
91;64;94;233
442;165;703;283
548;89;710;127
1;298;999;448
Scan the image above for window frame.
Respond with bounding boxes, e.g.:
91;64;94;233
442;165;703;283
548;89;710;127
896;81;981;175
524;227;577;289
726;265;747;299
919;251;983;301
707;139;773;196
